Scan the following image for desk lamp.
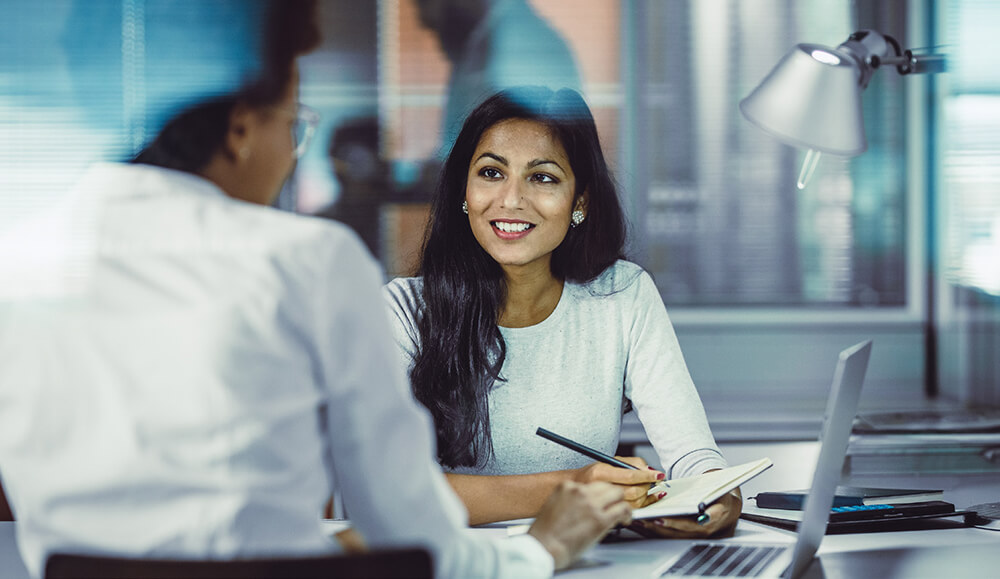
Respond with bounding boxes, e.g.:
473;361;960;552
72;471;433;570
739;29;945;187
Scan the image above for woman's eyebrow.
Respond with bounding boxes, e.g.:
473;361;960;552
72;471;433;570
474;152;508;165
529;158;564;171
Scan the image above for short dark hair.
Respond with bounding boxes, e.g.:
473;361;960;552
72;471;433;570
410;86;627;468
132;0;320;173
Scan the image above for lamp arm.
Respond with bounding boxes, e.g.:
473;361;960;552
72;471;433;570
837;30;946;83
872;50;947;76
863;33;911;75
842;30;946;78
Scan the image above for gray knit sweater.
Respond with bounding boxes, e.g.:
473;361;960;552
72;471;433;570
383;260;726;479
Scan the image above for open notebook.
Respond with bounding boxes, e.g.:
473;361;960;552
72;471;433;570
635;458;773;519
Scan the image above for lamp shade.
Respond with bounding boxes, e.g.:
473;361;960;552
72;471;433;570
739;43;867;156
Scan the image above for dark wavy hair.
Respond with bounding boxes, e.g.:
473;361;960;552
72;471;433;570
132;0;320;173
412;87;627;468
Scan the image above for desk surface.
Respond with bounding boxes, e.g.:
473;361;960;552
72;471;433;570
4;515;998;579
467;506;1000;578
563;520;999;578
3;442;998;579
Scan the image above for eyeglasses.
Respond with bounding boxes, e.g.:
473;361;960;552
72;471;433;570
272;103;320;159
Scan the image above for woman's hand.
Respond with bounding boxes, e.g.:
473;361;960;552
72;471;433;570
571;456;665;509
627;487;743;539
333;528;368;553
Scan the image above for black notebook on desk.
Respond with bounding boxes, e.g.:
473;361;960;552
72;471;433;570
752;486;944;509
741;500;973;534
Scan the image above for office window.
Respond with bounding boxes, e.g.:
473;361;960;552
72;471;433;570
0;0;270;298
2;0;916;312
936;0;1000;405
632;1;908;306
939;0;1000;298
363;0;913;307
0;0;267;208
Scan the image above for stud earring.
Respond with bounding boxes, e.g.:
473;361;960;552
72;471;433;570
570;210;585;227
462;200;469;214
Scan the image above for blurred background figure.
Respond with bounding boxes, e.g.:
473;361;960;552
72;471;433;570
372;0;587;278
411;0;583;192
314;117;389;259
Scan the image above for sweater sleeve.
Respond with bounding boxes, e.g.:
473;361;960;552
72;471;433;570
621;270;727;479
381;277;424;375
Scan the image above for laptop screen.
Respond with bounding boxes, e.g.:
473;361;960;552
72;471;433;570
786;340;872;579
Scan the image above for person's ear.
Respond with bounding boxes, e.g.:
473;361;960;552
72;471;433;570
224;102;256;164
574;191;589;216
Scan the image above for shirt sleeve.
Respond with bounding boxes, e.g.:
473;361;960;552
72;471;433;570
312;234;553;579
381;277;423;375
622;271;728;479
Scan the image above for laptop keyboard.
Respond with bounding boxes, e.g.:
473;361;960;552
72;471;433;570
661;544;787;577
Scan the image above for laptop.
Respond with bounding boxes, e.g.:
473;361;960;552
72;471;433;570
656;340;873;579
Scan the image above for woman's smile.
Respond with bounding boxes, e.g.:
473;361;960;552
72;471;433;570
491;219;536;239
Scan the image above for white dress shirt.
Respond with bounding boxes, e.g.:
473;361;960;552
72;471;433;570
0;163;552;579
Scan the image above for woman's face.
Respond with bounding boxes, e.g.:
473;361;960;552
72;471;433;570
464;118;584;276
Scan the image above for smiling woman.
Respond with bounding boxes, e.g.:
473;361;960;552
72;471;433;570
383;87;740;535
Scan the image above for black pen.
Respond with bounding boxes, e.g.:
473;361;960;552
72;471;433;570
535;427;669;488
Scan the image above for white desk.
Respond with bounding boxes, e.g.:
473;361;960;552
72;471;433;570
3;441;998;578
554;519;1000;578
4;513;997;579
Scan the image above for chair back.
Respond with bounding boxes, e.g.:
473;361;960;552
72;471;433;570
44;548;432;579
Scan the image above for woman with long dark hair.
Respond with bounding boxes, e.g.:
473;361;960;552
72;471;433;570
385;87;741;536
